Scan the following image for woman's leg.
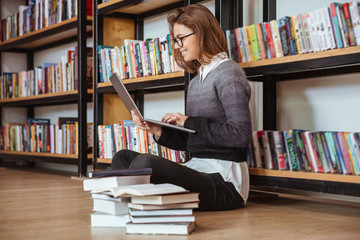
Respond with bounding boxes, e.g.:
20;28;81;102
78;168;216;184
111;149;140;169
129;154;244;211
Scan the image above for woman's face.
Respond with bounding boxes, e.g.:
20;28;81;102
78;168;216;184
173;23;198;62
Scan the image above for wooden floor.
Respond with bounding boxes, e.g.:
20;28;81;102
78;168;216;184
1;167;359;240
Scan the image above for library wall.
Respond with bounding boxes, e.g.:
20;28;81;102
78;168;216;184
275;0;360;132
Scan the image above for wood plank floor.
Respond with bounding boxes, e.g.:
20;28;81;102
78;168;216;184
1;167;359;240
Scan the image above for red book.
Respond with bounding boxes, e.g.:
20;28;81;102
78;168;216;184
342;3;356;46
264;22;276;58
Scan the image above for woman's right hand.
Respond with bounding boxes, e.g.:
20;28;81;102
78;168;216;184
131;110;162;139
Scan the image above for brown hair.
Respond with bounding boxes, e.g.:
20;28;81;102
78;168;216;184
167;4;228;73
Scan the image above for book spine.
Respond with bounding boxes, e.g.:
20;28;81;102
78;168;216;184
337;132;354;174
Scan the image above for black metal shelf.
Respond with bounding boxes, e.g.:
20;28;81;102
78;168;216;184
243;0;360;197
0;17;92;52
0;151;92;165
0;0;91;177
250;175;360;197
97;74;186;94
243;48;360;82
0;92;93;107
97;0;182;16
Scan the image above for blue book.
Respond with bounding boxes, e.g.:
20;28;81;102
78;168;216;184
332;132;348;174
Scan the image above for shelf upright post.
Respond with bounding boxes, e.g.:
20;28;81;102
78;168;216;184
262;0;277;130
215;0;243;31
93;0;104;171
78;0;88;177
134;14;145;116
0;1;2;129
27;50;34;119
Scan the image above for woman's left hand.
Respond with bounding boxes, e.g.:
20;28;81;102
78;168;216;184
161;112;188;127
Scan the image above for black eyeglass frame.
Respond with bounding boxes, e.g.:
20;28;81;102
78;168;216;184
173;32;195;47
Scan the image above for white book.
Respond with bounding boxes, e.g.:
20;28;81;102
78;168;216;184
131;192;199;205
92;193;130;202
93;198;129;215
130;214;195;224
126;222;195;235
350;2;360;45
83;175;151;191
306;11;320;52
304;131;319;173
91;212;129;227
91;183;187;197
129;208;193;217
322;7;336;49
292;14;308;54
128;202;199;211
270;20;283;58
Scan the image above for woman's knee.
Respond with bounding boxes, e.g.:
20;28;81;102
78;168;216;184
111;149;136;169
129;154;155;169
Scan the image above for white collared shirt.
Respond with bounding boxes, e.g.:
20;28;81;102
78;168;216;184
199;52;230;82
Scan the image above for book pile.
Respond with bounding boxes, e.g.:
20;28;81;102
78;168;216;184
126;188;199;235
83;169;199;235
83;168;152;228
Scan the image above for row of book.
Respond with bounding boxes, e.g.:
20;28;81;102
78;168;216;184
83;168;197;235
98;120;185;163
0;47;92;100
247;130;360;176
98;35;179;82
0;118;93;155
226;1;360;63
1;0;92;42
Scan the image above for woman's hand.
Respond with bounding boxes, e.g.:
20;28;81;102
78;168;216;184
161;112;188;127
131;110;162;138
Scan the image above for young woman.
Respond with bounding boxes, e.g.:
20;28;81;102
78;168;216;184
111;4;252;211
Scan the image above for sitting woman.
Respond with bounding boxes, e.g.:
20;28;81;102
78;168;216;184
112;4;252;211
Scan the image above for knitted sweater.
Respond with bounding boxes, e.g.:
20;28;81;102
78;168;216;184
156;60;252;162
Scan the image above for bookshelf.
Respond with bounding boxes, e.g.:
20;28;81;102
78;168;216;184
0;0;93;177
242;0;360;197
92;0;243;169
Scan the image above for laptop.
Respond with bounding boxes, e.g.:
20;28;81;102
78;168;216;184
109;73;196;134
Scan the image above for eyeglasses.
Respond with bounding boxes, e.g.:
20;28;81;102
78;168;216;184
173;32;195;47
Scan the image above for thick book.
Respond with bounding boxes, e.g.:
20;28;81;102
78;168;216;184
91;183;188;197
126;222;195;235
129;214;195;224
91;212;130;227
131;192;199;205
88;168;152;178
129;208;193;217
93;198;129;215
128;202;199;211
83;175;151;191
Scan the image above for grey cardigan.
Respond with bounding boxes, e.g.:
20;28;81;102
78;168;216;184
156;60;252;162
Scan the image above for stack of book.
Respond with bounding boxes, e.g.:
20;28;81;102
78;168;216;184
126;189;199;235
83;168;199;235
83;168;152;227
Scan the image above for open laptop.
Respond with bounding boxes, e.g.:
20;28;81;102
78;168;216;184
109;73;196;134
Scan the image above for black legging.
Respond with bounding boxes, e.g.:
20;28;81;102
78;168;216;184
112;149;244;211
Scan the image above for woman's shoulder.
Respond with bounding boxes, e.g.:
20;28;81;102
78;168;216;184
218;59;243;71
214;60;247;80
